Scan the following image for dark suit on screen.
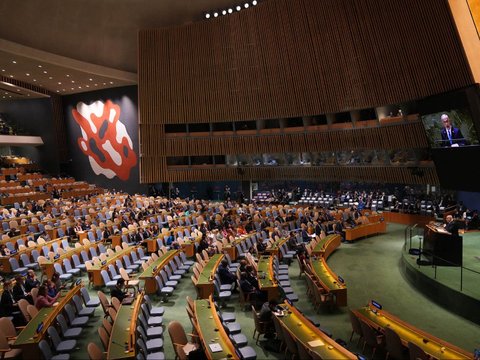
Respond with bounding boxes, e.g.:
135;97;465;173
440;127;465;147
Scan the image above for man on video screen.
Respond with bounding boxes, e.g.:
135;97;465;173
440;114;465;147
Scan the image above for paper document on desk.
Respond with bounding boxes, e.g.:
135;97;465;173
209;343;223;352
308;339;325;347
183;343;197;354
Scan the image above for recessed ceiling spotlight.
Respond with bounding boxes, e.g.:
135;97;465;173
213;12;218;17
78;86;82;89
86;85;90;88
49;76;53;80
228;8;233;13
252;0;257;5
8;96;12;98
16;89;20;92
9;75;13;78
71;80;75;83
205;13;210;19
244;3;249;8
62;89;65;91
27;94;30;96
236;5;241;11
38;65;42;68
33;79;37;82
2;96;5;99
26;73;30;76
56;90;60;93
66;74;70;77
103;82;106;85
58;82;62;85
1;69;5;72
94;84;98;86
71;87;74;90
12;60;16;64
89;78;93;81
222;10;227;15
109;81;114;84
43;70;47;74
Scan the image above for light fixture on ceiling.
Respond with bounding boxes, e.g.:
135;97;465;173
252;0;257;5
228;8;233;13
12;60;16;64
37;65;42;68
43;70;47;74
205;13;210;19
89;78;93;81
236;5;241;11
213;12;218;17
244;3;249;8
26;73;30;76
222;10;227;15
66;74;70;77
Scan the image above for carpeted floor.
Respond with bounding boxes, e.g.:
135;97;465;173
65;223;480;359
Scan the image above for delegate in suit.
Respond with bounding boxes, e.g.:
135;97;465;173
440;114;465;147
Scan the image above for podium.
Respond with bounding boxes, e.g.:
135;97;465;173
423;225;462;266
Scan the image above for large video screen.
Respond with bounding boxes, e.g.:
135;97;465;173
421;109;479;148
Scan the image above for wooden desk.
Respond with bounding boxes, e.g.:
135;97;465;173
0;236;64;273
107;293;142;360
265;237;287;256
354;305;473;360
194;297;239;360
275;302;356;359
88;246;138;287
311;234;341;258
13;284;82;353
382;212;434;227
196;254;224;299
310;257;347;307
42;240;102;279
257;255;279;301
344;221;387;242
138;250;178;294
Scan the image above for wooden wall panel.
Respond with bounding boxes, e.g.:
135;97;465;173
140;122;429;157
156;166;439;185
138;0;469;183
139;0;473;126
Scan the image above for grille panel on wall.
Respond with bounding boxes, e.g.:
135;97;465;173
138;0;473;183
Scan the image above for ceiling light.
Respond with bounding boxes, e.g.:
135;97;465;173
244;3;249;8
236;5;241;11
58;82;62;85
26;73;30;76
222;10;227;15
12;60;16;64
33;79;37;82
66;74;70;77
8;96;12;98
78;86;82;89
1;69;5;72
43;70;47;74
109;81;114;84
9;75;13;78
2;96;5;99
71;87;74;90
213;12;218;17
103;82;106;85
71;80;75;83
86;85;90;88
252;0;257;5
56;90;60;93
94;84;98;86
205;13;210;19
27;94;30;96
49;76;53;79
38;65;42;68
89;78;93;81
228;8;233;13
62;89;65;92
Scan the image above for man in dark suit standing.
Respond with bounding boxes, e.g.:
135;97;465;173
444;215;460;236
440;114;465;147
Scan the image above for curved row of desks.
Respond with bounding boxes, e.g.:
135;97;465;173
308;234;347;307
353;302;473;359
